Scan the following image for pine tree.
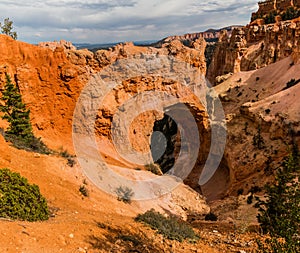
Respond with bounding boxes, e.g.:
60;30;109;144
0;74;49;153
256;144;300;252
0;74;33;139
0;18;17;40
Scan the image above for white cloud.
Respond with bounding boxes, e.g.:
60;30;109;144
0;0;259;43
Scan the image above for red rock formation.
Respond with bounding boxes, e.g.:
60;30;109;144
38;40;77;51
0;34;208;150
1;28;298;202
208;18;300;84
251;0;300;21
207;28;247;83
213;56;300;196
152;26;242;48
256;0;276;16
254;0;296;16
277;0;294;10
0;35;86;150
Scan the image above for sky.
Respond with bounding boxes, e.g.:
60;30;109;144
0;0;259;44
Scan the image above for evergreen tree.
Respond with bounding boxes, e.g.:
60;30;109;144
0;74;49;154
253;125;265;150
0;74;33;139
0;18;17;39
256;144;300;252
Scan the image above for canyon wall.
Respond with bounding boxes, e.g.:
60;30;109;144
208;18;300;84
254;0;300;18
256;0;276;16
0;35;216;197
152;26;242;48
213;56;300;196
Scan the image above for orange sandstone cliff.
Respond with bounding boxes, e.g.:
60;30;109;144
0;35;207;151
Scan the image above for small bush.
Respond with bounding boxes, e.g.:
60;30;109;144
59;149;76;167
135;209;199;242
145;163;163;175
247;194;253;205
0;168;49;221
115;186;134;203
67;157;76;167
281;6;300;21
283;78;300;90
250;186;261;194
79;185;89;197
205;212;218;221
237;188;244;195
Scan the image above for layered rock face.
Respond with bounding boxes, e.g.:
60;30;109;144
253;0;300;19
0;35;207;152
214;57;300;196
153;26;241;48
207;29;247;83
205;9;300;198
208;18;300;84
0;35;215;198
0;36;86;149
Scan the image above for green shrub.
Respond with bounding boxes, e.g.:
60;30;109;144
115;186;134;203
247;194;253;205
135;209;199;242
264;11;277;24
59;149;76;167
145;163;163;175
79;185;89;197
250;186;262;194
237;188;244;195
66;157;76;167
0;168;49;221
281;7;300;21
283;78;300;90
265;109;271;115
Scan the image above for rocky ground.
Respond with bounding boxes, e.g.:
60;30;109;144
0;135;262;253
